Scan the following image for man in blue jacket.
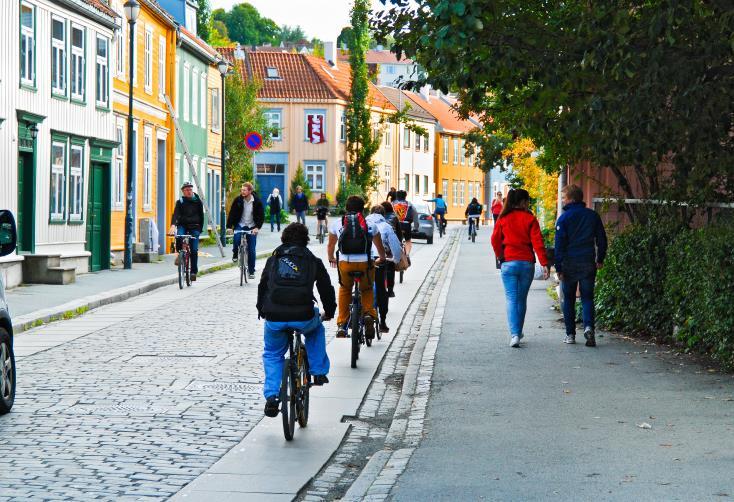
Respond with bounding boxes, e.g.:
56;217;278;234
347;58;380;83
554;185;608;347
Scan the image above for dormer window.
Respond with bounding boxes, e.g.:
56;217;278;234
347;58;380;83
265;67;280;79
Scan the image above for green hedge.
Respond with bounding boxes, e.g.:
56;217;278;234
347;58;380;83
596;220;734;368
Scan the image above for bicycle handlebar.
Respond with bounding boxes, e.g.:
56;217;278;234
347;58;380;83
233;229;254;235
169;233;197;238
466;214;481;219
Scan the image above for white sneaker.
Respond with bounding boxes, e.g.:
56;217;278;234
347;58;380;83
564;335;576;344
510;335;521;348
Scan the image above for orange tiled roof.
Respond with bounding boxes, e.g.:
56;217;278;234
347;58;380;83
366;49;413;65
404;91;475;134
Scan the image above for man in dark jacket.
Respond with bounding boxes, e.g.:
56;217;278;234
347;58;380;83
554;184;608;347
169;181;204;281
257;223;336;417
226;182;264;279
464;197;483;239
291;186;309;225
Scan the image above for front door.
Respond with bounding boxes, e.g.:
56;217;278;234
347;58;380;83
86;162;111;271
16;152;35;253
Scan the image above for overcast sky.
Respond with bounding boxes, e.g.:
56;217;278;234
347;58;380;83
209;0;355;42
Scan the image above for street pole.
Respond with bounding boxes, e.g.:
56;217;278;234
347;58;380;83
218;67;227;247
123;0;139;269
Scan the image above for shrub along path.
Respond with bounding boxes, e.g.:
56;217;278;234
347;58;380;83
389;229;734;501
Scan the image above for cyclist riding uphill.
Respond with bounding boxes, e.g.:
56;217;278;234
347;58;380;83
315;193;330;236
465;197;484;239
226;182;264;280
169;181;204;281
425;194;448;230
392;190;417;255
257;223;336;418
327;196;386;340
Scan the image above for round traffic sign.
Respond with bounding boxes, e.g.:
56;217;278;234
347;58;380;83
245;132;263;151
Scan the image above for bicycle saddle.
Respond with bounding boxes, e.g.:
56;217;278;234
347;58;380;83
348;271;364;278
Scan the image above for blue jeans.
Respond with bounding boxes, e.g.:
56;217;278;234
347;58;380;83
270;211;281;231
561;261;597;335
500;261;535;336
262;309;329;398
434;209;446;229
467;215;479;235
233;224;257;274
176;227;200;274
296;210;306;225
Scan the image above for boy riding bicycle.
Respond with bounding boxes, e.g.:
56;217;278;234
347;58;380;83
257;223;336;418
315;193;330;237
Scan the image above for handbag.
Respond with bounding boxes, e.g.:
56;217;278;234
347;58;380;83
395;246;411;272
533;263;546;280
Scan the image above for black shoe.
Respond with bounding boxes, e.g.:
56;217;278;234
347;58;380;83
264;396;280;417
232;253;238;263
336;325;347;338
364;315;376;340
388;290;395;298
584;328;597;347
379;322;389;333
312;375;329;386
190;274;197;282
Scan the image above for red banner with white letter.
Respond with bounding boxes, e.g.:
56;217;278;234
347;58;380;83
307;114;325;144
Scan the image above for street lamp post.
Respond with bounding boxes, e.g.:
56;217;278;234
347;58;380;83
217;60;228;247
123;0;140;270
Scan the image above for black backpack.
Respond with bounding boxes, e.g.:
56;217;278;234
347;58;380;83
266;246;315;307
338;212;371;255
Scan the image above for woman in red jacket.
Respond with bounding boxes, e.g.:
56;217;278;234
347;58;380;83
491;189;550;347
490;192;504;224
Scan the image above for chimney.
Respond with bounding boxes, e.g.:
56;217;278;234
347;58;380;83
419;84;430;102
234;43;245;60
324;41;337;68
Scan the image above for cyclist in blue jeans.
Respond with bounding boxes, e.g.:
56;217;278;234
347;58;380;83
426;194;448;230
256;223;336;417
226;182;264;279
555;184;607;347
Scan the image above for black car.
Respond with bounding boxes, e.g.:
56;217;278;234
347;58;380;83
0;210;17;414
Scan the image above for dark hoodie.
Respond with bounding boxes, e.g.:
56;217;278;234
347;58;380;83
171;194;204;232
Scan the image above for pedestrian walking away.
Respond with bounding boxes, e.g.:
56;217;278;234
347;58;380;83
465;197;483;239
169;181;204;281
266;188;283;232
491;191;504;225
367;205;402;333
291;185;309;226
392;190;417;256
381;201;402;297
227;182;264;279
554;184;608;347
327;196;386;340
256;223;336;418
491;188;550;347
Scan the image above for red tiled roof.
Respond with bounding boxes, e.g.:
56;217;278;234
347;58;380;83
404;91;475;134
366;49;413;65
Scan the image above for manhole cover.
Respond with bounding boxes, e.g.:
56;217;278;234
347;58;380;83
186;381;261;394
68;404;170;415
130;354;217;364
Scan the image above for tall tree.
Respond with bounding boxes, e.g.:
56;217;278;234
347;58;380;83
346;0;381;193
220;3;279;46
279;25;306;44
195;0;210;42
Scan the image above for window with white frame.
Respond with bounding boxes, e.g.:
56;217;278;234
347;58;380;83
50;141;66;220
452;180;458;206
72;26;85;101
339;161;346;183
468;180;474;201
304;111;326;142
200;73;206;128
183;64;190;121
340;113;346;141
442;179;448;199
113;125;124;210
265;109;281;140
424;175;428;194
158;35;165;97
143;129;152;209
211;88;220;130
404;174;410;192
144;28;152;91
191;69;199;126
453;138;459;164
174;154;181;193
415;132;421;151
424;133;429;152
415;174;420;195
475;182;481;201
20;2;35;86
305;162;325;191
384;165;391;192
460;139;466;165
96;36;108;106
385;127;391;148
52;17;67;96
385;64;395;75
442;137;449;163
403;126;410;149
69;144;84;221
459;180;466;205
116;18;124;77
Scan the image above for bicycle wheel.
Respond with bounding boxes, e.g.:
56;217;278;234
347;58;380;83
472;228;476;243
296;345;309;428
239;251;245;286
350;303;360;369
242;242;248;284
280;359;296;441
177;251;184;290
184;251;191;287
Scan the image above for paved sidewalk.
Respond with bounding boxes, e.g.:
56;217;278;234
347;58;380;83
6;216;322;331
390;229;734;501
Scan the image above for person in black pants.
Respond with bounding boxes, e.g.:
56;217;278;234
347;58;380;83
266;188;283;232
169;181;204;281
367;205;403;333
381;201;401;297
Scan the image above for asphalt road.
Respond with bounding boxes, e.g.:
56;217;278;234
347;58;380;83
391;228;734;501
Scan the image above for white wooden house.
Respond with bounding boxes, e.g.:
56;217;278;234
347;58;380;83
0;0;118;287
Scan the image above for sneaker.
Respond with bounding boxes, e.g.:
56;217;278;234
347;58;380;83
510;335;521;348
174;255;180;266
248;273;255;280
336;325;347;338
388;290;395;298
379;322;390;333
364;315;376;340
264;396;280;417
190;274;197;282
231;253;238;263
564;334;576;344
312;375;329;386
584;327;596;347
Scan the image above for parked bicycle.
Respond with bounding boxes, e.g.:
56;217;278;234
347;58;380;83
279;326;310;441
347;270;374;368
468;214;480;243
233;229;253;286
170;233;195;289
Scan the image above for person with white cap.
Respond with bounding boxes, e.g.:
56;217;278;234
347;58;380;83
266;187;283;232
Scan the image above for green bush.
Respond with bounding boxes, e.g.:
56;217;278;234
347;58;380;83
335;178;366;214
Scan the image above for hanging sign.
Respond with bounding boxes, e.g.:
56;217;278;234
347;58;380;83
307;114;325;144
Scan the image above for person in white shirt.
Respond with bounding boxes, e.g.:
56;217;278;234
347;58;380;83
366;205;402;333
